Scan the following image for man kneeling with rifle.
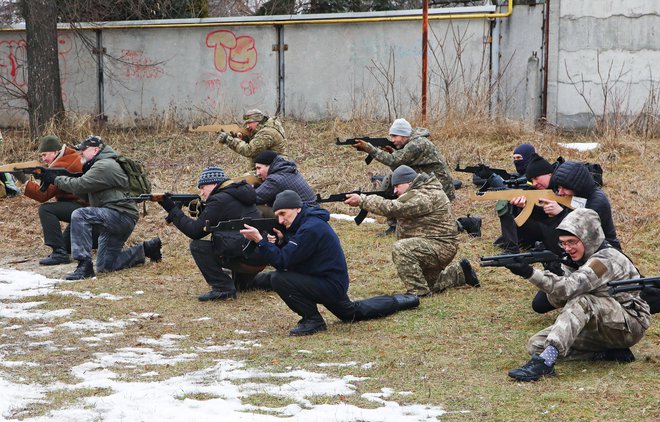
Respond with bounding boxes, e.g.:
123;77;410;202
344;165;480;297
502;208;651;381
239;190;420;336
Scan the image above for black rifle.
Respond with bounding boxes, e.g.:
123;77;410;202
316;190;394;225
480;243;561;267
127;193;200;207
607;277;660;314
455;163;516;185
336;137;396;165
10;167;81;192
205;217;284;235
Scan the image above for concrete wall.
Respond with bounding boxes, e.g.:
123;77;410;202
547;0;660;128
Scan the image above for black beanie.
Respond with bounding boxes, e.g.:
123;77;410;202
272;190;303;211
525;153;554;179
253;150;278;165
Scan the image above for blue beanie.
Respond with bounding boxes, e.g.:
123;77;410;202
197;166;229;188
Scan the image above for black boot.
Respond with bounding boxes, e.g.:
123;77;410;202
457;215;482;237
459;258;480;287
508;354;556;382
197;289;236;302
592;348;635;363
39;248;71;266
377;225;396;237
288;318;327;336
143;237;162;262
392;294;420;311
66;259;95;280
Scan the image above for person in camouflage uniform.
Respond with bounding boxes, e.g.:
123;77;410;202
345;165;479;296
217;109;285;159
352;118;455;201
506;208;651;382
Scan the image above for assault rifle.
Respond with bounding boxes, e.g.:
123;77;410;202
0;159;43;173
317;190;394;225
455;163;516;181
336;137;396;165
608;277;660;314
480;243;561;267
188;123;250;137
470;189;574;226
205;217;284;235
9;166;81;192
127;193;200;207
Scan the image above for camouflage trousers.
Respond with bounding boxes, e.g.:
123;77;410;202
527;294;647;360
391;237;461;296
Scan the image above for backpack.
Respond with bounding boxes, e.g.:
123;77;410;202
556;156;604;186
115;155;151;196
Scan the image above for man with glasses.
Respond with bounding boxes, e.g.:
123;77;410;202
505;208;650;382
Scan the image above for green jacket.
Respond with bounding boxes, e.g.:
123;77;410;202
54;145;139;221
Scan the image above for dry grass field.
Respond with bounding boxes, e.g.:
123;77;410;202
0;118;658;420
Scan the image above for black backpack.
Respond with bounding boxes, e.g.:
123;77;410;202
556;156;604;186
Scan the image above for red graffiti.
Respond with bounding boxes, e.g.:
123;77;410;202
240;73;264;96
205;30;257;73
121;49;164;79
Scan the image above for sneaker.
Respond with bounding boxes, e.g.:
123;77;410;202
459;258;480;288
143;237;162;262
66;259;95;280
508;354;556;381
592;348;635;363
288;319;327;336
197;290;236;302
377;225;396;237
39;249;71;266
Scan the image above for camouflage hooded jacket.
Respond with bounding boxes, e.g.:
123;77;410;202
359;172;458;245
528;208;650;330
225;116;286;158
364;127;455;200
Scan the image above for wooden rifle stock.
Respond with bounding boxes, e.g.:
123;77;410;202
470;189;574;227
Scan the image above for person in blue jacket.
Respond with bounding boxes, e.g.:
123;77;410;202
240;190;419;336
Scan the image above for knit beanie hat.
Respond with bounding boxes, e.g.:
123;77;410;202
272;190;303;211
513;143;536;175
37;135;63;153
243;109;267;123
253;150;278;165
197;166;229;188
525;153;554;179
389;118;413;137
391;165;418;185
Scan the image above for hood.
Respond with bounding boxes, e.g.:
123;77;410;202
258;116;285;138
289;205;329;232
215;181;257;206
551;161;596;197
82;144;118;172
557;208;604;259
410;127;431;139
267;155;297;176
410;172;441;192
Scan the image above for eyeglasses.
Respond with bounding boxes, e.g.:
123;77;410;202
558;239;581;249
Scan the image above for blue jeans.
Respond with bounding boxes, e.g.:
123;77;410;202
70;207;143;272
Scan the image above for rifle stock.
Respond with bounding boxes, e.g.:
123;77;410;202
470;189;574;226
127;193;200;206
607;277;659;295
188;123;250;137
0;160;43;173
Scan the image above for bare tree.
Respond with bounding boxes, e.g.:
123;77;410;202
21;0;65;138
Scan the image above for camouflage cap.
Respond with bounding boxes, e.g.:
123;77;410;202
243;109;267;123
75;135;104;151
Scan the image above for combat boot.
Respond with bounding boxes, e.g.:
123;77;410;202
592;348;635;363
66;259;95;280
459;258;480;288
392;294;420;311
457;215;482;237
289;318;327;336
508;354;556;382
143;237;162;262
39;248;71;266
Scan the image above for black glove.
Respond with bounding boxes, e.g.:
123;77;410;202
506;262;534;279
159;193;177;212
36;171;58;192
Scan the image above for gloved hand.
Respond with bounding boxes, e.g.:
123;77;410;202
217;132;229;144
36;171;58;192
159;193;177;212
506;262;534;279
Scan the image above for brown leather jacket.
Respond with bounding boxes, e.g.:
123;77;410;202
24;146;86;204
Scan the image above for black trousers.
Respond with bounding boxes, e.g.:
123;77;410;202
269;271;400;323
38;201;99;253
189;239;268;293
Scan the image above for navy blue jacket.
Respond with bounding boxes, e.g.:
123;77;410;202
256;206;349;297
551;161;621;250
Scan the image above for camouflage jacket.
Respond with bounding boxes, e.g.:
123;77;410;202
528;208;651;330
359;173;458;244
224;117;286;158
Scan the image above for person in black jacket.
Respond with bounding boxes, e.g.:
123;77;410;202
159;166;266;302
551;160;621;250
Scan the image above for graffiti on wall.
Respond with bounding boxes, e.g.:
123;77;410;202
205;30;257;73
0;34;72;91
120;49;164;79
240;73;264;96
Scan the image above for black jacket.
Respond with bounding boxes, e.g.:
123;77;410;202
167;181;260;240
551;161;621;250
